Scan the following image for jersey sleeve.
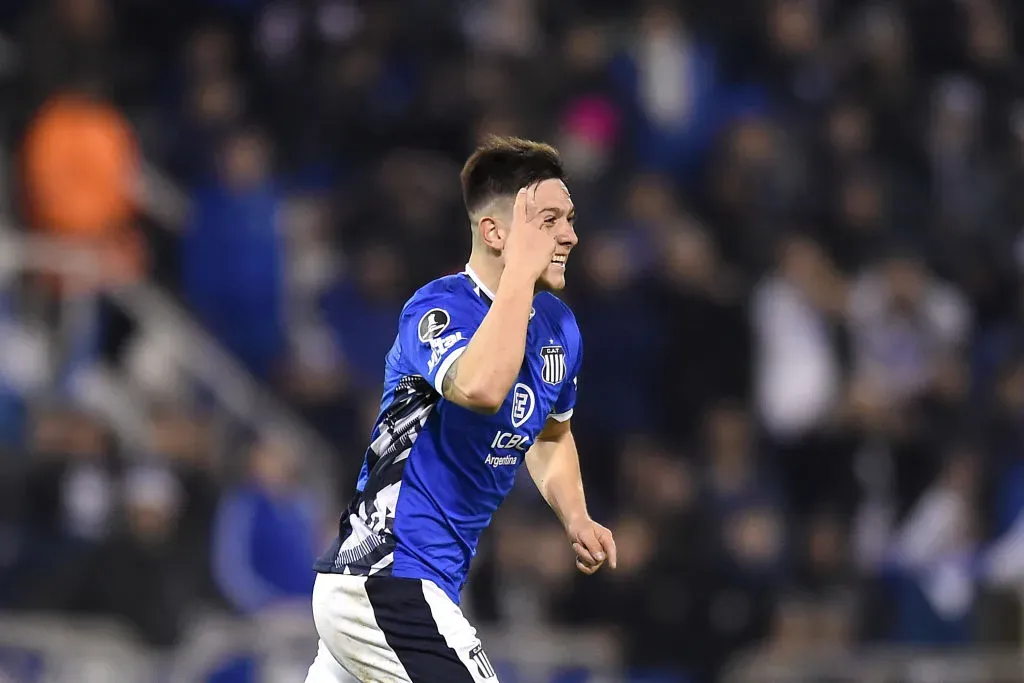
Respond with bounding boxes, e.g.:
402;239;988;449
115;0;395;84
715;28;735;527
549;323;582;422
399;289;478;394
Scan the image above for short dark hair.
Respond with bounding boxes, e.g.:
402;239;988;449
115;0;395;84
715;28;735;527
460;136;564;216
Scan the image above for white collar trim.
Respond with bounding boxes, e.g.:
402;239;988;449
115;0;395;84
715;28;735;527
464;264;497;301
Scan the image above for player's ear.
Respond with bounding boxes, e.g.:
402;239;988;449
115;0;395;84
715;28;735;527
477;216;506;251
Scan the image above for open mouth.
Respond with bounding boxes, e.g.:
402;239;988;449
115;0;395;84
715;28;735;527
551;254;568;268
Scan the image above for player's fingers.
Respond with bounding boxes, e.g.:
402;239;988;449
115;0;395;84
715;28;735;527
599;528;618;570
525;181;541;225
572;541;598;566
577;527;607;564
514;187;529;223
576;558;598;575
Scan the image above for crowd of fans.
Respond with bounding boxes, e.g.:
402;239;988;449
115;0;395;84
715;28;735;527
2;0;1024;681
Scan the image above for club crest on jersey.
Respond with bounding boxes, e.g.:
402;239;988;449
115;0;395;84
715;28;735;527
539;345;566;385
418;308;450;343
470;644;497;679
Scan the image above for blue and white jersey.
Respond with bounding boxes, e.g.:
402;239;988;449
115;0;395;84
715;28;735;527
314;266;582;604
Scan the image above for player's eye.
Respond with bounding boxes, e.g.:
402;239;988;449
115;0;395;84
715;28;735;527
544;216;557;226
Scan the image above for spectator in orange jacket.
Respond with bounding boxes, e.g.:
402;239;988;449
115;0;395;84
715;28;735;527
22;86;146;293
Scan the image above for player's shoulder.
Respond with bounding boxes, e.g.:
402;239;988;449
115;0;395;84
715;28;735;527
402;273;476;314
534;292;580;335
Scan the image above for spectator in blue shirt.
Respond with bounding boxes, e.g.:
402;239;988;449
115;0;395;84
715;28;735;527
182;128;286;381
211;436;319;614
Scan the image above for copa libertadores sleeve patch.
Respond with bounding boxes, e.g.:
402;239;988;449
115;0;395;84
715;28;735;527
417;308;451;343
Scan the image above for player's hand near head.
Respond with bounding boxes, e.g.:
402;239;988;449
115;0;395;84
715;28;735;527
442;182;559;413
568;518;617;575
502;183;558;283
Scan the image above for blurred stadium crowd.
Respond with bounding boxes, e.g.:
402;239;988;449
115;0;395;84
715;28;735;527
1;0;1024;681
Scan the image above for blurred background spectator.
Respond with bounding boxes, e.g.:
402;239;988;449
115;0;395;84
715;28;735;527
1;0;1024;682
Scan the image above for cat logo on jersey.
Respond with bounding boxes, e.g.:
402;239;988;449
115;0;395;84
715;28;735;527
418;308;450;342
469;644;496;679
539;345;566;385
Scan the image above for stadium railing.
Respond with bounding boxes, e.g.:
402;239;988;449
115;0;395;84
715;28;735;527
723;647;1024;683
0;611;621;683
138;161;189;230
10;606;1024;683
0;228;338;487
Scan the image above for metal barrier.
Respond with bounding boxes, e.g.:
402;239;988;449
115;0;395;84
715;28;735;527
11;610;1024;683
0;229;339;487
0;612;621;683
724;647;1024;683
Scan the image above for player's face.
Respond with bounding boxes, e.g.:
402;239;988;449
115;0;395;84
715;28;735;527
531;179;578;292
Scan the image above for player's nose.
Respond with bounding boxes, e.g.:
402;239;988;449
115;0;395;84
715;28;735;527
558;221;578;247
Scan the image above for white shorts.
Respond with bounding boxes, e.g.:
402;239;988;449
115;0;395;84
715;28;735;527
304;572;500;683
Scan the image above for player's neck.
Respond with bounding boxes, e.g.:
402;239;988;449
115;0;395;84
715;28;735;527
466;254;504;298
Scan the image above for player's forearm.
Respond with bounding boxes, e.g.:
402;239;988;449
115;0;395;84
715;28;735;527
527;429;590;530
444;269;535;412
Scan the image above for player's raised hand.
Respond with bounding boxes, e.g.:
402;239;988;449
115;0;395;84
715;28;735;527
569;518;617;575
503;183;557;282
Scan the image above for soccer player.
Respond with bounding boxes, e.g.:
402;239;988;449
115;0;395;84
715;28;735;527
305;136;617;683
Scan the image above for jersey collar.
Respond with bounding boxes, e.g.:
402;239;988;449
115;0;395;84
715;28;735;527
463;264;536;320
464;264;497;304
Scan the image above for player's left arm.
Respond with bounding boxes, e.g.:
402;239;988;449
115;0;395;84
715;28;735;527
527;418;616;574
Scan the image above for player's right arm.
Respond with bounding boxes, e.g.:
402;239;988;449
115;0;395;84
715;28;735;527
442;186;557;413
400;185;555;413
440;269;536;412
